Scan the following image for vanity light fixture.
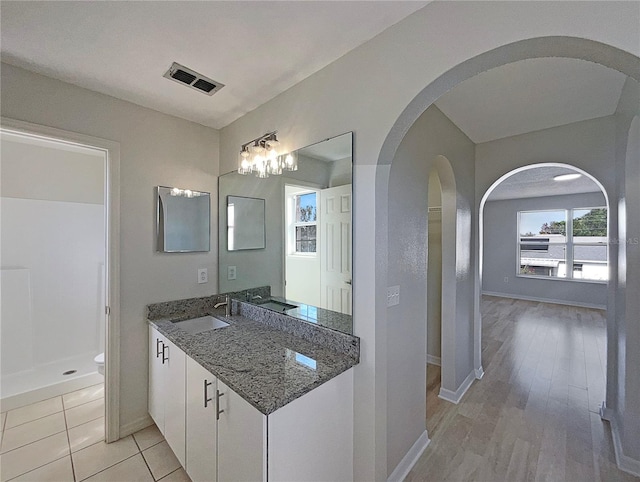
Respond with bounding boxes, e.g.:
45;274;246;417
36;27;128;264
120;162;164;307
238;131;298;177
169;187;203;198
553;173;582;181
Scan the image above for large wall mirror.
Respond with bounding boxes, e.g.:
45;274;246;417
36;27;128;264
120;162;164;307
218;132;353;332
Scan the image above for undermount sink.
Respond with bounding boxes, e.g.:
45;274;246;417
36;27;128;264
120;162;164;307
258;300;298;313
172;315;229;335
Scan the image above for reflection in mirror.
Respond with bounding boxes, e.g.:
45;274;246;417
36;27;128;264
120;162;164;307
157;186;210;252
227;195;265;250
218;132;353;331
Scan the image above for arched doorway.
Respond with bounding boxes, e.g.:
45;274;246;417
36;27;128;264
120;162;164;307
379;37;639;480
427;156;459;402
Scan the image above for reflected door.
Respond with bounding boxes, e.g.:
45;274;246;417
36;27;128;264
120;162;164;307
320;184;352;314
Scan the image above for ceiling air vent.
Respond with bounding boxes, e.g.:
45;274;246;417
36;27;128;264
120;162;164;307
163;62;224;96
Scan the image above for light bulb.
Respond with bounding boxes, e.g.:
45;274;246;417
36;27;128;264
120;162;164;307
284;152;298;171
266;145;278;161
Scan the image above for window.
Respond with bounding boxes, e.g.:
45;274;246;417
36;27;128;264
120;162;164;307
572;208;607;281
292;192;317;254
518;207;607;281
518;210;566;278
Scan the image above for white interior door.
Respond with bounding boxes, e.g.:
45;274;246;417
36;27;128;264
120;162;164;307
320;184;352;314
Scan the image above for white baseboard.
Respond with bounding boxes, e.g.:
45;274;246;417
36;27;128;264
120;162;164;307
475;366;484;379
605;413;640;477
119;415;154;439
387;430;430;482
481;291;606;310
599;401;613;421
438;370;476;404
426;355;441;366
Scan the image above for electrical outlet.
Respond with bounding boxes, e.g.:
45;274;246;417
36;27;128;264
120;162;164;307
227;265;237;280
387;285;400;307
504;276;509;283
197;268;208;284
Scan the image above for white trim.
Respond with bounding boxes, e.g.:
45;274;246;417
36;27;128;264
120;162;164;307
599;401;613;421
119;415;154;439
1;117;121;443
438;369;476;404
605;413;640;477
387;430;430;482
481;291;606;310
475;366;484;380
426;355;441;366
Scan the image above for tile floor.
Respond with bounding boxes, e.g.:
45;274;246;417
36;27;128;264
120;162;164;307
0;384;191;482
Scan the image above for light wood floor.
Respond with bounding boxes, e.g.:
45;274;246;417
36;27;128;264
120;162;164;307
408;296;640;482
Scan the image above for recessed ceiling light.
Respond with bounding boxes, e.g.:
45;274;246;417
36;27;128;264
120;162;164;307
553;173;582;181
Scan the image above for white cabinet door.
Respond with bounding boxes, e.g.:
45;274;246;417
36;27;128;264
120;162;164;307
186;357;217;482
217;380;266;482
148;327;165;431
163;336;186;467
268;369;354;482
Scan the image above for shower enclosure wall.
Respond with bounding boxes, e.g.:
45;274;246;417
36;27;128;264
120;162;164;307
0;132;105;411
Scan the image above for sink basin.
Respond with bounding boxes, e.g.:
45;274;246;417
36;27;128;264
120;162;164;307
258;300;298;313
172;316;229;335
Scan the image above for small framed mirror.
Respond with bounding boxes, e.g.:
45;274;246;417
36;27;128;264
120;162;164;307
227;195;266;251
157;186;210;253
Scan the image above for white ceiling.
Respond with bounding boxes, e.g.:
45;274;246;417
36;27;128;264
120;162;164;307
435;58;627;143
298;133;352;162
0;1;427;130
486;166;603;201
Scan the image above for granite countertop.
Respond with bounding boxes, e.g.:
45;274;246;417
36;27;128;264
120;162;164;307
149;309;358;415
252;296;353;335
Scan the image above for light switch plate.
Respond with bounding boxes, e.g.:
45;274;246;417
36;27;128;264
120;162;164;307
387;285;400;307
197;268;208;284
227;265;237;280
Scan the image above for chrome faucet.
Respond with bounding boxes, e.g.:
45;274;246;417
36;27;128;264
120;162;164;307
245;291;263;301
214;295;231;317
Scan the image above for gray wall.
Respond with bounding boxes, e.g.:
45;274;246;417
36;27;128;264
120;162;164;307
387;105;475;470
614;77;640;463
483;192;608;308
1;63;220;434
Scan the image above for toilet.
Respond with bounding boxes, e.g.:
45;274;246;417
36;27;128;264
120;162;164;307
94;353;104;376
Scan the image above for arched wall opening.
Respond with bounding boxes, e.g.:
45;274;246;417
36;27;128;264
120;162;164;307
427;156;458;401
479;163;610;290
618;114;640;463
378;37;639;479
479;162;610;400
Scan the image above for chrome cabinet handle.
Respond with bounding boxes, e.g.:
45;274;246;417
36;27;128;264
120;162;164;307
204;379;213;408
216;389;225;420
162;344;168;364
156;338;162;358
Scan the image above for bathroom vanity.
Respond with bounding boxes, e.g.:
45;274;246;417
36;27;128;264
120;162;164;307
147;295;359;482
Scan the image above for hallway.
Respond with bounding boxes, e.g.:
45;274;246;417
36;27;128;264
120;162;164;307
410;296;639;481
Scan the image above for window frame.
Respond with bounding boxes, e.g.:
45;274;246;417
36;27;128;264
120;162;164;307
517;206;608;284
287;189;319;257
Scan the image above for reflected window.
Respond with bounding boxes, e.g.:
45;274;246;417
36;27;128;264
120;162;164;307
289;191;318;254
